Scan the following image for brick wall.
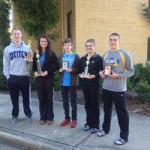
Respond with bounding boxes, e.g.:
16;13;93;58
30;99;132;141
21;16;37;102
75;0;149;64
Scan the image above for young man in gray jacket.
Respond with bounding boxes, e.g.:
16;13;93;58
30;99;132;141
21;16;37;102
3;27;32;124
98;33;134;145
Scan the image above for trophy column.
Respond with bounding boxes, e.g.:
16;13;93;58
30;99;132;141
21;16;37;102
81;55;90;78
25;40;33;69
36;50;42;76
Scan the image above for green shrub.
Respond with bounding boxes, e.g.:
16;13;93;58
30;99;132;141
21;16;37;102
135;80;150;104
54;71;60;91
0;69;7;90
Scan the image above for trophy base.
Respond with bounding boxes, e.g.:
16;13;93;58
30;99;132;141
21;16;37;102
82;75;90;78
37;72;43;76
81;73;90;78
25;58;33;62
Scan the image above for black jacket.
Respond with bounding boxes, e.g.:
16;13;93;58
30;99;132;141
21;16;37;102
32;50;59;79
79;53;103;86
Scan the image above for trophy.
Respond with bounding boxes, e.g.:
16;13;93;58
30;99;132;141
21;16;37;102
25;40;33;61
36;50;43;76
104;64;112;76
81;55;90;78
62;61;69;70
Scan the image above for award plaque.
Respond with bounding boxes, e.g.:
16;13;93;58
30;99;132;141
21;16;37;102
62;61;69;70
25;40;33;61
36;50;43;75
81;55;90;77
104;65;112;76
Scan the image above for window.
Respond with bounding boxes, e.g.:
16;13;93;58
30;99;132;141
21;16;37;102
67;11;72;38
147;37;150;61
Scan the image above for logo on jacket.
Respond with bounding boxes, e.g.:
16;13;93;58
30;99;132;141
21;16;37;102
10;51;27;60
105;57;119;67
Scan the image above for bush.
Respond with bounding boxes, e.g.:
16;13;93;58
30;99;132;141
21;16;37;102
0;69;7;90
135;80;150;104
127;63;150;103
1;59;150;104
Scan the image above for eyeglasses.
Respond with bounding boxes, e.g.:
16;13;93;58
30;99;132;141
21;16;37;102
109;39;118;42
86;45;93;47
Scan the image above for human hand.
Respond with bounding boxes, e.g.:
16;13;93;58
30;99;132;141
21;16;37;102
42;71;48;76
34;72;39;77
59;68;63;72
86;75;95;79
99;70;106;79
79;74;84;78
66;68;72;72
108;71;119;79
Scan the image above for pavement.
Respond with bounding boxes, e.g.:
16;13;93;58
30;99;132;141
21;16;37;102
0;93;150;150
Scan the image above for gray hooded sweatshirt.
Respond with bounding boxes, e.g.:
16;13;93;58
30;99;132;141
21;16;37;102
103;49;134;92
3;41;31;79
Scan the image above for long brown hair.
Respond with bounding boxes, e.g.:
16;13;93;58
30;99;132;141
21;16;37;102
37;34;53;57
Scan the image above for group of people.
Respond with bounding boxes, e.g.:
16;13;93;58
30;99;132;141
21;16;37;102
3;27;134;145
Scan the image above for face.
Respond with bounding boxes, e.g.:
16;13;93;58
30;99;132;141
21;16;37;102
12;29;22;43
63;42;72;53
85;42;95;55
109;35;120;50
40;38;48;49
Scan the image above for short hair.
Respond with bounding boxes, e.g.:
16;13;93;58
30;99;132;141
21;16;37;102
85;39;95;46
109;33;120;39
63;38;72;45
12;27;22;33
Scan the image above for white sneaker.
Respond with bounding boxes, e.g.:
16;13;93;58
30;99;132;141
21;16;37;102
11;117;18;124
114;138;127;145
97;130;106;137
27;117;32;123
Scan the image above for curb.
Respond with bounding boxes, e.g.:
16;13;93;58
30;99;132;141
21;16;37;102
0;127;74;150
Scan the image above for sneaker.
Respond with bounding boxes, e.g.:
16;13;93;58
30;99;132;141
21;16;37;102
114;138;127;145
70;120;77;128
11;117;18;124
91;128;98;134
97;129;106;137
39;120;46;125
47;120;54;125
83;124;90;131
60;119;70;126
27;117;32;123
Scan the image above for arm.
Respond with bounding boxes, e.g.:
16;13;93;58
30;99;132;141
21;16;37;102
118;53;134;78
47;51;59;75
70;54;80;74
3;48;10;79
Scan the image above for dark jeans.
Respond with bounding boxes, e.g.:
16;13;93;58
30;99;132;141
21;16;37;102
82;84;100;129
7;75;32;118
102;89;129;141
36;77;54;121
61;86;77;121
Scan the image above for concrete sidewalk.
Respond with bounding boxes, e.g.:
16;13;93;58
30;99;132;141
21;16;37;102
0;93;150;150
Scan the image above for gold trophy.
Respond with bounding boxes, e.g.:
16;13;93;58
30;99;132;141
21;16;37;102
25;40;33;61
104;64;112;76
36;50;43;76
81;55;90;77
